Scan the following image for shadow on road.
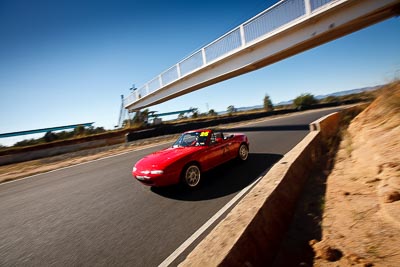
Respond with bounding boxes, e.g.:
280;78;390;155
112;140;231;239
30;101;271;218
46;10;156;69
151;153;282;201
219;125;310;132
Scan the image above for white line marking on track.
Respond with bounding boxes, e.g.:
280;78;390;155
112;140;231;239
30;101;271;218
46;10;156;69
158;175;262;267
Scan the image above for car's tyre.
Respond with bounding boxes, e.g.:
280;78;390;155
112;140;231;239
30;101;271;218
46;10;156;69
182;164;201;188
238;144;249;161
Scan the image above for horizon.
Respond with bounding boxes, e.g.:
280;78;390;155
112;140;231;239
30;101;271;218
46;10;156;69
0;83;384;147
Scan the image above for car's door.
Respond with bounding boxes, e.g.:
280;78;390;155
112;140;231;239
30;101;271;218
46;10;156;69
199;132;225;171
211;132;234;164
221;134;238;160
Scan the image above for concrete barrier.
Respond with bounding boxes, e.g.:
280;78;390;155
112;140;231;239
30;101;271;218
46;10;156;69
309;112;340;140
179;111;345;266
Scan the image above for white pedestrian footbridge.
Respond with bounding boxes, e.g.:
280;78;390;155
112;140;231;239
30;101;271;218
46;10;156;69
124;0;400;111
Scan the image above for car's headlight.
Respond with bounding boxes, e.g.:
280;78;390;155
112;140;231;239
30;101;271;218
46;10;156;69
150;170;164;175
133;167;137;172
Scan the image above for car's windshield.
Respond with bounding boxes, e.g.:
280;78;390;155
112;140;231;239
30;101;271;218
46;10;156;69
172;131;210;147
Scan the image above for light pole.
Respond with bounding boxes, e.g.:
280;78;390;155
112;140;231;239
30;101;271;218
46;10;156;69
128;84;138;128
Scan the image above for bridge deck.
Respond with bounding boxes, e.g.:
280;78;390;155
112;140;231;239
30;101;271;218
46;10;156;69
124;0;400;111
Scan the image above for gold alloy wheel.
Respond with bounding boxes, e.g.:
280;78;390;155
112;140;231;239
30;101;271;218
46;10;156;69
184;165;201;187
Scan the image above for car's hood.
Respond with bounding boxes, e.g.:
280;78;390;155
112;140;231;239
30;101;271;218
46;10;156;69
135;146;202;170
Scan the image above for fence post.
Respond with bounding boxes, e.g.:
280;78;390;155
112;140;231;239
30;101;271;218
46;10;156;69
176;63;181;78
158;75;163;88
201;48;207;65
304;0;312;15
240;25;246;47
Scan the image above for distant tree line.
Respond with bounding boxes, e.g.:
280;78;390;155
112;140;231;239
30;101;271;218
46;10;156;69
175;107;217;120
11;126;106;148
1;89;376;150
292;90;375;109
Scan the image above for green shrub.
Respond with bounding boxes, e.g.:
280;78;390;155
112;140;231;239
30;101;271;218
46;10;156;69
293;93;318;108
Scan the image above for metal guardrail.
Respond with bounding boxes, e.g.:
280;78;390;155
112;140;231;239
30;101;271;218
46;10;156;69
0;123;95;138
124;0;336;108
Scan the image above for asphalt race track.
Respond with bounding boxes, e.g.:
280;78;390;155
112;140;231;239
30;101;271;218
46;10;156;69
0;107;343;266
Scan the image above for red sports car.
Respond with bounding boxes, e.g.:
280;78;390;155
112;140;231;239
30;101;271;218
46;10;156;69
132;129;249;188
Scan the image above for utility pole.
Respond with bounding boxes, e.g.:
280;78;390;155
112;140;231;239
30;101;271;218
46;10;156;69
116;84;138;128
117;95;126;128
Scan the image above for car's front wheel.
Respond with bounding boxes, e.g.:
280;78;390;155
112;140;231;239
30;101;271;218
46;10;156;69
182;164;201;188
238;144;249;161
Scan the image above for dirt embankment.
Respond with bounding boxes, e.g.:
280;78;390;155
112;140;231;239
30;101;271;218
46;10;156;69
313;82;400;266
274;82;400;267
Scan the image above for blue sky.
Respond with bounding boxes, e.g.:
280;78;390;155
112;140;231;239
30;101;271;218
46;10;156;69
1;0;399;146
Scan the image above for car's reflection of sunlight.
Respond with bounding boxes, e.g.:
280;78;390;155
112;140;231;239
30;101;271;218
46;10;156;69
151;153;282;201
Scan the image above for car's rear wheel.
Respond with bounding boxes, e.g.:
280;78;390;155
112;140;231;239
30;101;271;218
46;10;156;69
238;144;249;161
182;164;201;188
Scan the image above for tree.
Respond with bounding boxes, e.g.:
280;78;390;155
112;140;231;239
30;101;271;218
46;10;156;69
74;125;86;136
133;109;150;125
227;105;236;115
85;126;106;135
208;109;217;117
44;131;58;142
178;112;187;120
321;95;339;104
293;93;318;109
57;130;74;139
263;94;274;111
190;108;199;118
0;144;8;150
14;138;41;147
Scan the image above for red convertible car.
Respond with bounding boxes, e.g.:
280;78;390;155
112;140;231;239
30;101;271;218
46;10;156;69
132;129;249;188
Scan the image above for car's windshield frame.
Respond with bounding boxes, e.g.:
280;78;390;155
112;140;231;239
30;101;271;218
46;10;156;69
172;131;211;147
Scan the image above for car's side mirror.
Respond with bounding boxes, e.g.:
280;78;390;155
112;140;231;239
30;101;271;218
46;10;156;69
216;137;223;143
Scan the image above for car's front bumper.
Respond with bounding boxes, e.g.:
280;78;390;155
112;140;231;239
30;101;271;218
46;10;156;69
132;171;180;187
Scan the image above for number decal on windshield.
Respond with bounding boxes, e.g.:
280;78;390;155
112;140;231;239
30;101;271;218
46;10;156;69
200;131;209;137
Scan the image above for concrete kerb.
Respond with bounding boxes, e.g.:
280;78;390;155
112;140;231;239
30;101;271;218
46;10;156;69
179;111;342;267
